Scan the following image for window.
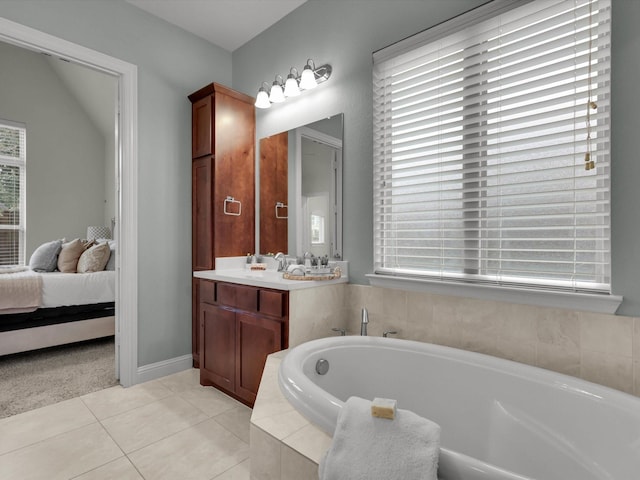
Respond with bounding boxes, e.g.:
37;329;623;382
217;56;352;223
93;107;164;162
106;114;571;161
0;121;26;266
373;0;611;295
311;213;325;244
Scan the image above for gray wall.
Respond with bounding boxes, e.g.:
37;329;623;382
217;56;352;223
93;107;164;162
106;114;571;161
0;0;232;365
233;0;488;287
234;0;640;317
0;41;105;257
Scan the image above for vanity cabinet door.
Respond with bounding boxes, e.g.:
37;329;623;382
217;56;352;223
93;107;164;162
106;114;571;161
235;312;283;404
200;304;236;393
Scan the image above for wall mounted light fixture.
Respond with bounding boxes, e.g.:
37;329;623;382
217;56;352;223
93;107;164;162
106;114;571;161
254;58;332;109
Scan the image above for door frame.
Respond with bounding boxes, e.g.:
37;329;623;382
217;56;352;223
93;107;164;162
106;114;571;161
0;17;139;387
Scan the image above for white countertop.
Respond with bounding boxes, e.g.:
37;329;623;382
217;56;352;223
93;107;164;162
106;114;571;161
193;267;348;291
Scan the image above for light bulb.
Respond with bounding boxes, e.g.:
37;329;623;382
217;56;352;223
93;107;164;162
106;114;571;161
269;82;285;103
254;88;271;109
284;74;300;97
299;64;317;90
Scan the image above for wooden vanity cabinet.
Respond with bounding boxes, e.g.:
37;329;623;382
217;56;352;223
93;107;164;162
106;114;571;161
189;83;255;367
198;280;288;407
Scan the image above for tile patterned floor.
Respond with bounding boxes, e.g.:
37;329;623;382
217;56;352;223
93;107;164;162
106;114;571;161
0;368;251;480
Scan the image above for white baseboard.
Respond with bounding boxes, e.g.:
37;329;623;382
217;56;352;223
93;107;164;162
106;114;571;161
135;354;194;385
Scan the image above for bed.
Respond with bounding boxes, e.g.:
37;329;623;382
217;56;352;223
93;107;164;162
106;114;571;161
0;269;116;356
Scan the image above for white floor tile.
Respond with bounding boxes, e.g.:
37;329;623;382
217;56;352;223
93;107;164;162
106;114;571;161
0;422;123;480
81;379;173;420
128;419;249;480
0;397;96;455
179;383;241;418
72;456;143;480
214;458;250;480
214;405;252;443
101;394;209;453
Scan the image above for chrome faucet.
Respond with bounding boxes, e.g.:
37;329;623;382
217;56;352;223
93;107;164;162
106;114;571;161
360;308;369;336
274;252;287;271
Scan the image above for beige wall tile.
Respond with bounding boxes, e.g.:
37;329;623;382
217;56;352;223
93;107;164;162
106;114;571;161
250;425;281;480
536;343;580;377
581;350;633;394
289;284;347;347
403;291;434;343
634;360;640;397
328;285;640;398
495;304;538;345
537;311;580;349
495;338;536;365
580;312;633;357
281;444;319;480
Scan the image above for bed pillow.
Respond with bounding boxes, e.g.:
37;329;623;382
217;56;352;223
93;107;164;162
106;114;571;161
105;241;116;271
77;242;111;273
57;238;93;273
29;239;63;272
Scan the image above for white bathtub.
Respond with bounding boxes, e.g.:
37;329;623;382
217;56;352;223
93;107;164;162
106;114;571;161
278;336;640;480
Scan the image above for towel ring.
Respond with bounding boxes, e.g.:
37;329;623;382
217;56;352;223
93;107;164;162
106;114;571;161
224;196;241;216
275;202;288;219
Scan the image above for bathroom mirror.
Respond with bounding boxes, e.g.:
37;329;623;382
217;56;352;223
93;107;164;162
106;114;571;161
259;113;343;258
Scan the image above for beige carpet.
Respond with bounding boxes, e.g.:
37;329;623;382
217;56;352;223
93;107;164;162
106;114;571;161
0;336;118;419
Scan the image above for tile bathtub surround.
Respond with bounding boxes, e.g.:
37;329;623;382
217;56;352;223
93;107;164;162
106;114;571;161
250;352;330;480
345;284;640;396
0;368;252;480
289;283;349;347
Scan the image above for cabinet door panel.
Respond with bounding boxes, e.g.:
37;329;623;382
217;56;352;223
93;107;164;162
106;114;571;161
192;278;200;368
192;157;213;271
213;91;255;258
236;313;282;404
192;96;212;158
200;304;235;392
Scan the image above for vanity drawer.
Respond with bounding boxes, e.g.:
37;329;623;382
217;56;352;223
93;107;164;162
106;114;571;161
199;280;216;305
259;290;287;318
217;283;258;312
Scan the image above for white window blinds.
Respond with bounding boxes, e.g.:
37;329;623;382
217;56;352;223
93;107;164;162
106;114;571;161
0;121;26;266
373;0;611;293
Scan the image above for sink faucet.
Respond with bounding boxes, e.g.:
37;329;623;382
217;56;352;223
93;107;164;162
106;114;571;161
274;252;287;271
360;308;369;336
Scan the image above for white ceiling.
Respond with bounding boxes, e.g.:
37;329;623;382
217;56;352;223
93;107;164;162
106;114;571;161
125;0;307;52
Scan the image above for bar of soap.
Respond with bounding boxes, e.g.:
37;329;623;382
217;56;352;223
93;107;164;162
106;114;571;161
371;398;397;419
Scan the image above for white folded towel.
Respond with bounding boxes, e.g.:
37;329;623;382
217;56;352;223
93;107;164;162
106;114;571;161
318;396;441;480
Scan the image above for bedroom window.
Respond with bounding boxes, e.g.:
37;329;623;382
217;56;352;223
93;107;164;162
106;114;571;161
372;0;612;294
0;120;26;266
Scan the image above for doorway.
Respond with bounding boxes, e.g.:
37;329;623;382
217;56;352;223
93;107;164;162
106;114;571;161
0;16;138;386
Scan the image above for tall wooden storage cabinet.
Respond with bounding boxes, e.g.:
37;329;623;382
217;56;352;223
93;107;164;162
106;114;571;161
189;83;255;367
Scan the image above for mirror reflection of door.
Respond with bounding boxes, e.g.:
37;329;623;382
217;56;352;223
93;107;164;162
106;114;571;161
301;137;336;256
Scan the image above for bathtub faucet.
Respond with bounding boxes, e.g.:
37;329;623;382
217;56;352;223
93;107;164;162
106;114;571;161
360;308;369;336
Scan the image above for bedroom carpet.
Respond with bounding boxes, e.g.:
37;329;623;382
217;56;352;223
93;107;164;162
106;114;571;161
0;336;118;418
